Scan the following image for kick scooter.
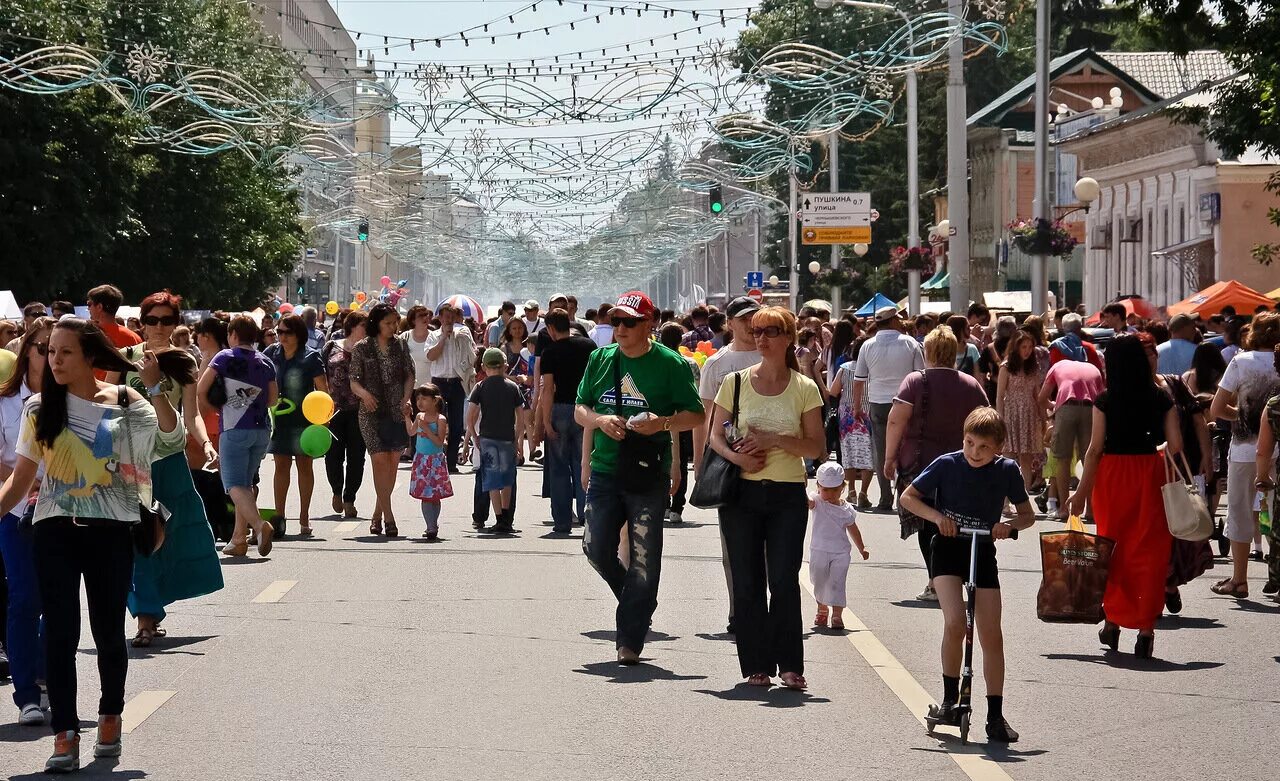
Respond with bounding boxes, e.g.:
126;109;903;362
925;527;990;744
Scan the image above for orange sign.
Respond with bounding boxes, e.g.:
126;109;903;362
802;226;872;245
747;288;763;302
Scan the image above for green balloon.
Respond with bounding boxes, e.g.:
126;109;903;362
299;424;332;457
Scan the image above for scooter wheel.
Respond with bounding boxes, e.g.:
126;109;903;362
959;712;971;744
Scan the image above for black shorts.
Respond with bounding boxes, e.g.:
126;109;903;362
929;535;1000;589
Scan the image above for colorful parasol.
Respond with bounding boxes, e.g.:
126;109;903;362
437;295;486;321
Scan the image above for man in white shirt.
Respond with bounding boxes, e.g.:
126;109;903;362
400;305;434;386
426;303;477;472
693;296;763;635
486;301;516;348
588;303;615;347
853;306;925;512
522;300;544;335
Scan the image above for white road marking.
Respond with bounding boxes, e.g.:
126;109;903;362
252;580;298;604
332;521;359;534
121;690;176;734
801;578;1015;781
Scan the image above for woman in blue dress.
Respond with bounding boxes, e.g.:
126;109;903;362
121;291;224;647
263;314;327;536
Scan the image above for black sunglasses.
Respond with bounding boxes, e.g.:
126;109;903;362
750;326;785;339
611;316;642;329
30;311;48;318
142;315;180;327
31;341;49;356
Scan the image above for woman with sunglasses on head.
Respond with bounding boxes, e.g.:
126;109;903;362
0;318;184;772
0;316;55;727
119;292;225;647
263;313;328;537
709;307;827;690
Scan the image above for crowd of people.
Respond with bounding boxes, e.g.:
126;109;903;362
0;283;1277;771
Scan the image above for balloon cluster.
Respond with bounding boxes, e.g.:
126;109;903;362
678;341;717;367
270;390;338;457
378;276;411;308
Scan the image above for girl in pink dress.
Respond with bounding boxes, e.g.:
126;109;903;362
407;385;453;539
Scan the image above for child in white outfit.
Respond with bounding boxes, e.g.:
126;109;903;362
810;461;869;629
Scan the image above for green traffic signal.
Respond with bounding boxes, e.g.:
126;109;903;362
709;185;724;214
357;219;369;242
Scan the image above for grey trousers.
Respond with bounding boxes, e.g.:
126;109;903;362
869;401;894;507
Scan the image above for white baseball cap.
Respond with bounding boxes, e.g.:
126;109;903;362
816;461;846;489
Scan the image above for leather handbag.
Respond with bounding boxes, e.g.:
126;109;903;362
1162;447;1212;541
690;372;742;509
119;386;172;556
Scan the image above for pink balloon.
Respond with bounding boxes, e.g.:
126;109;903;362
380;276;392;288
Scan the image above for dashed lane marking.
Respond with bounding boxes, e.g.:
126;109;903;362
332;521;359;534
122;690;176;734
252;580;298;604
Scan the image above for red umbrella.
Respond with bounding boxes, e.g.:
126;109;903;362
1085;296;1158;326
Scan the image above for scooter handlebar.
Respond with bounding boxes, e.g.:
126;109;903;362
956;527;1018;540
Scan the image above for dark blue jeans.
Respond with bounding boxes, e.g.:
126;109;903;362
547;403;585;530
472;463;517;523
719;480;809;678
582;470;668;653
0;512;44;708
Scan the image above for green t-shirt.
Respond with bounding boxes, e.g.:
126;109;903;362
576;342;703;475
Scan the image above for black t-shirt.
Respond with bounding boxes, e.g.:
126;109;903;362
911;451;1029;533
538;335;597;404
1095;388;1173;454
468;375;526;441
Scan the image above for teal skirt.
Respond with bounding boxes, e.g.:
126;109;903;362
128;452;225;621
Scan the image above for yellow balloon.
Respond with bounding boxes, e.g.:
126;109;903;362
325;300;339;316
302;390;335;425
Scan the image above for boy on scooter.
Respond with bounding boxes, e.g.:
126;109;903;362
899;408;1036;743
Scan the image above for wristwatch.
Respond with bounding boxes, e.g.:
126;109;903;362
662;416;672;431
146;382;164;398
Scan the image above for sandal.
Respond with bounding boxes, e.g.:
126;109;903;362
779;672;807;690
1210;578;1248;598
814;607;829;628
746;673;772;687
370;520;383;535
831;616;845;631
298;523;313;537
131;628;154;648
385;521;399;538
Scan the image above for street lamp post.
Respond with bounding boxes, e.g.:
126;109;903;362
1030;0;1051;315
814;0;919;312
946;0;969;312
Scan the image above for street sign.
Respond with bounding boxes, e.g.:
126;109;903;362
746;271;764;289
747;288;763;302
802;226;872;244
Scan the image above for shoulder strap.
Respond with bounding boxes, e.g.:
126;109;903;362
731;371;741;425
612;349;624;417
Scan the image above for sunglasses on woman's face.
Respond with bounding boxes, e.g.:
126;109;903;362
142;315;180;327
612;316;642;329
31;342;49;356
751;326;785;339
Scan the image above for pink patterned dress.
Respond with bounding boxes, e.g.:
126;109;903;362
410;422;453;501
1000;365;1043;458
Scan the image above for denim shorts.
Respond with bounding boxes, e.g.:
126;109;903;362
219;428;271;492
477;437;516;492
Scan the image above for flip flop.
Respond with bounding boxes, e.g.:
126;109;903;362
746;674;772;687
779;672;807;690
1210;578;1248;598
131;628;154;648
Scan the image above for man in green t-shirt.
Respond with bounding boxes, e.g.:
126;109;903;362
574;291;704;664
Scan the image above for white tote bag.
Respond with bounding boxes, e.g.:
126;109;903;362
1162;449;1213;541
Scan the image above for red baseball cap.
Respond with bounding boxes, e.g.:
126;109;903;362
613;291;657;319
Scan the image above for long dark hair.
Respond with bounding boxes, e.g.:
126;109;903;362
1189;341;1227;394
0;316;55;398
829;319;856;362
35;319;137;448
1004;329;1038;375
1104;333;1161;411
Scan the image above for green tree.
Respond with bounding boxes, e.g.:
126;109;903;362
0;0;304;306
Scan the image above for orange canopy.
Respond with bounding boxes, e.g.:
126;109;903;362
1167;280;1276;318
1085;296;1158;326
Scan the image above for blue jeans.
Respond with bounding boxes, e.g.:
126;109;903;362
547;403;585;530
582;470;669;653
0;512;44;708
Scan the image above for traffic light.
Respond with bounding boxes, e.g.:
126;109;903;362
357;219;369;242
295;277;305;297
708;185;724;214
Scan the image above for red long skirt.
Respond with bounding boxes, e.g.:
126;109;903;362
1094;453;1172;631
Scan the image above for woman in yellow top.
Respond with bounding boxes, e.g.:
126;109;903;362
709;307;826;690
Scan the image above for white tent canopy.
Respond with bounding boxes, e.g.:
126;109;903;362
0;290;22;320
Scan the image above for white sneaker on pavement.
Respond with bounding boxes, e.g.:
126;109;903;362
19;702;46;726
917;585;939;602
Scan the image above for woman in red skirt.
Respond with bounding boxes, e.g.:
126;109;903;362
1069;333;1182;659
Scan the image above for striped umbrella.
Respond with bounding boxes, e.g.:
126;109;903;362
437;294;485;321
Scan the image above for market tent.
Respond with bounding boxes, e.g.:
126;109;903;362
1268;286;1280;300
921;269;949;291
1168;280;1275;318
854;293;898;317
1085;295;1158;326
0;290;20;320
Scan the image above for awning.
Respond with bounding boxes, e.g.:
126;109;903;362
1168;279;1276;317
921;270;949;290
1152;236;1214;293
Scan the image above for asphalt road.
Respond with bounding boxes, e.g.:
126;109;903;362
1;460;1274;780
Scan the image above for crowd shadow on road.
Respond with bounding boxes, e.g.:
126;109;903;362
8;758;148;779
218;557;271;566
910;742;1049;763
1155;615;1225;630
694;631;735;642
1043;652;1224;672
575;661;706;684
890;599;941;610
1228;599;1280;615
581;629;678;643
693;683;832;708
0;718;96;745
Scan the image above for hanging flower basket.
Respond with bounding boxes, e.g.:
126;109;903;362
1007;217;1078;258
889;245;935;276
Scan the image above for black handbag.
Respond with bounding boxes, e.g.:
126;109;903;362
689;372;742;509
612;353;666;493
119;386;171;556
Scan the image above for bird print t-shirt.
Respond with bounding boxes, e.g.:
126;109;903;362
209;347;277;433
15;391;184;524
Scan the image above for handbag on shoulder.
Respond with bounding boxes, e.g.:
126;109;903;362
690;373;742;509
119;386;172;556
1162;447;1212;541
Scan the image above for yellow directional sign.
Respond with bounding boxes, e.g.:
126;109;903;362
802;226;871;244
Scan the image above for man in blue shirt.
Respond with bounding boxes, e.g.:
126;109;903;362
1156;312;1199;375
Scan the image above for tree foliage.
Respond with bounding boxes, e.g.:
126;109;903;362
0;0;305;307
1117;0;1280;265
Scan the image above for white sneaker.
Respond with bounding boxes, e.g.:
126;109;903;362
19;702;46;726
1046;498;1059;516
917;585;939;602
667;511;683;523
